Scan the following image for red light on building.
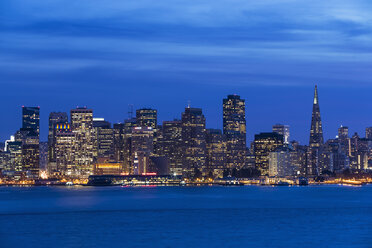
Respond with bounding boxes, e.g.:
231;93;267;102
141;172;157;176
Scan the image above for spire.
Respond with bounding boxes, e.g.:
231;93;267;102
309;85;323;147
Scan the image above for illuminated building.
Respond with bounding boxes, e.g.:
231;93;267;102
48;112;68;165
308;85;324;176
322;139;349;172
113;123;126;163
21;131;40;179
269;146;296;177
55;124;76;176
223;94;246;170
181;107;206;177
121;118;137;173
290;141;308;176
0;151;10;174
94;157;123;175
366;127;372;140
14;106;41;178
206;129;226;178
22;106;40;137
5;140;22;172
131;127;154;175
161;120;183;175
254;132;283;176
39;141;48;171
349;133;370;170
93;118;114;159
136;108;157;128
273;124;290;144
338;126;350;156
71;107;94;177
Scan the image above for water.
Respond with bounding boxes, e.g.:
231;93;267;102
0;185;371;248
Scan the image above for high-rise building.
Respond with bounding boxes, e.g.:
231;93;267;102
322;139;349;172
6;140;23;172
223;95;246;169
338;126;350;157
113;123;126;163
48;112;68;164
349;133;370;170
93;118;114;159
162;120;183;176
122;118;137;173
55;124;76;176
366;127;372;140
308;85;324;176
21;131;40;179
22;106;40;136
136;108;157;128
131;127;154;175
18;106;41;178
269;146;296;177
70;107;94;177
254;132;283;176
181;107;206;177
290;141;308;176
206;129;226;178
273;124;290;144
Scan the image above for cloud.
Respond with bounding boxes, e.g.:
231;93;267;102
1;0;372;89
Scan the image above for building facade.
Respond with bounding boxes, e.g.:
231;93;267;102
223;95;246;169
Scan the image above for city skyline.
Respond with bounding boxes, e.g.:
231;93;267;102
1;85;371;145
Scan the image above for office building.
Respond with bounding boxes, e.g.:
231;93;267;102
55;124;76;176
206;129;226;178
161;120;183;176
308;85;324;176
93;118;114;159
136;108;157;128
223;95;246;169
22;106;40;136
254;132;283;176
273;124;290;144
70;107;94;177
131;126;154;175
181;107;206;177
48;112;68;164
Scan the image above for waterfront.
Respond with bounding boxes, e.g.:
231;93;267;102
0;186;371;248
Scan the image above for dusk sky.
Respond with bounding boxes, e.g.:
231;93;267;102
1;0;372;144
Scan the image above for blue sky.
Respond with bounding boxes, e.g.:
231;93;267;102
1;0;372;144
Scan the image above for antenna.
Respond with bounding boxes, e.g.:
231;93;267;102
128;104;134;119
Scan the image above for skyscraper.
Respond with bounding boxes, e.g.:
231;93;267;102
136;108;157;128
22;106;40;136
308;85;324;176
338;126;350;156
366;127;372;140
161;120;183;176
223;95;246;169
181;107;206;177
254;132;283;176
48;112;68;164
206;129;226;178
70;107;94;177
93;118;114;159
55;124;76;176
131;126;154;175
272;124;290;144
19;106;40;178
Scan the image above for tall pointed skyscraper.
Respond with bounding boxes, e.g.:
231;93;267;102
308;85;324;176
309;85;324;147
